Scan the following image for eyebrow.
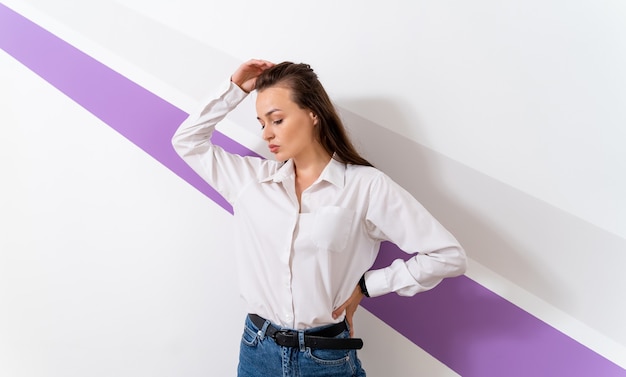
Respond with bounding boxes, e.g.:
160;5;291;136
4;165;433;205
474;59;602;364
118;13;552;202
257;108;282;120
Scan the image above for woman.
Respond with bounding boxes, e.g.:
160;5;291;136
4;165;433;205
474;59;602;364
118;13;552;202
172;59;467;377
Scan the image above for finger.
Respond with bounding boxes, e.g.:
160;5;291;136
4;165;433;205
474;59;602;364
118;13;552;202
253;58;274;66
248;59;274;69
332;304;345;320
345;313;355;337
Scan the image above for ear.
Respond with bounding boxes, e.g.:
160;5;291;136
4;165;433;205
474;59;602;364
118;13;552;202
310;112;318;125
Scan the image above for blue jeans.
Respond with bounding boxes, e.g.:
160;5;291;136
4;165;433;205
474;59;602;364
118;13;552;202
237;315;366;377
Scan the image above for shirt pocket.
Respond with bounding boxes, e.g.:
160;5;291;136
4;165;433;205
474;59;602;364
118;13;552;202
311;206;354;252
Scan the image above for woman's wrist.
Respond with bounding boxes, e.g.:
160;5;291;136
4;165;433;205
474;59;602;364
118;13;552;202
358;274;370;297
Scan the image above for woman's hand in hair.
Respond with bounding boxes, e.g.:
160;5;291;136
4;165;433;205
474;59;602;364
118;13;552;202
231;59;274;93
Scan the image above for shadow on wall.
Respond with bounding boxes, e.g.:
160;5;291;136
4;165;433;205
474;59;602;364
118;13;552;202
337;97;559;300
338;95;626;352
335;97;584;375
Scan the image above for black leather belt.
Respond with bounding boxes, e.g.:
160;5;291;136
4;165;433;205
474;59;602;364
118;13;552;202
249;314;363;350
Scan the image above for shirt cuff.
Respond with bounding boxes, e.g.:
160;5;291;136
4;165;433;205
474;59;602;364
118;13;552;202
363;268;389;298
224;80;249;103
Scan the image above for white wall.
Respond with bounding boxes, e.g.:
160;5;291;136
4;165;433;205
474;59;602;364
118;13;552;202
1;0;625;375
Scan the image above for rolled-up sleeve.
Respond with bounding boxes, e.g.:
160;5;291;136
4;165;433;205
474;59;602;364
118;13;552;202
363;172;467;297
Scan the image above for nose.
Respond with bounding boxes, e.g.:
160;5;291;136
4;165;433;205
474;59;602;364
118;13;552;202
262;125;273;141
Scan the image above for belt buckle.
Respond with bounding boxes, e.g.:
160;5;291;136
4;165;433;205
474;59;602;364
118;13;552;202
274;330;293;340
274;330;296;347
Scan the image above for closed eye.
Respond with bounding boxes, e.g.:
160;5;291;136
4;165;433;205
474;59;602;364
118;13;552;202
273;119;283;125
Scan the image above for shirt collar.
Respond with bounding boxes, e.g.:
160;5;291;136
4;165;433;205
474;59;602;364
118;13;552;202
260;159;295;184
317;157;346;188
260;157;346;188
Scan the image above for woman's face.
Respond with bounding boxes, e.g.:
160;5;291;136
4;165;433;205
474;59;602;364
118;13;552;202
256;86;319;162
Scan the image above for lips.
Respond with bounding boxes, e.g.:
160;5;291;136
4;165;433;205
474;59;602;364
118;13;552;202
268;144;279;153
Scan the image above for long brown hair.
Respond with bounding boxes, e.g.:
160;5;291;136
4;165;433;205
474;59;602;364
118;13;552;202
255;62;373;167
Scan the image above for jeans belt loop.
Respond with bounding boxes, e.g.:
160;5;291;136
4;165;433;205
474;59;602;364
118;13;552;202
258;319;271;340
298;330;306;352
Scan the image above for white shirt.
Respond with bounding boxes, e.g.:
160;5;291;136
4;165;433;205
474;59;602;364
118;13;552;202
172;81;467;329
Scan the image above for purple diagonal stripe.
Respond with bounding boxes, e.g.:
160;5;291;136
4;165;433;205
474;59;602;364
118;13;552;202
0;3;259;215
364;243;625;376
2;3;624;376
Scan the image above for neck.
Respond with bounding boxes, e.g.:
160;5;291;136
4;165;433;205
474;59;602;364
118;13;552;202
292;147;331;210
292;146;332;181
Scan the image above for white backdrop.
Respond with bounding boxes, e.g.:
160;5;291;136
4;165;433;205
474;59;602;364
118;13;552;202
1;0;625;375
